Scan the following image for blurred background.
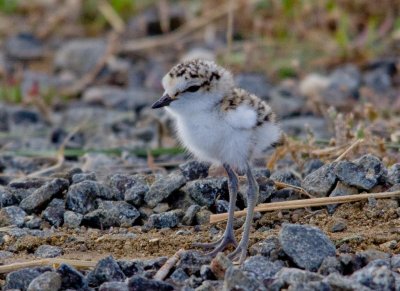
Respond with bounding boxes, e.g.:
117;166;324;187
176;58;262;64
0;0;399;177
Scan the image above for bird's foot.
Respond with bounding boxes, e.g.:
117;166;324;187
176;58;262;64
193;232;238;256
227;243;248;264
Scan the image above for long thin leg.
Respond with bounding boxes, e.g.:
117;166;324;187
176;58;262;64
228;163;258;263
193;164;238;253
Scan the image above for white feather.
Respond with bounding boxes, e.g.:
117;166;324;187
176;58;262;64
225;104;257;129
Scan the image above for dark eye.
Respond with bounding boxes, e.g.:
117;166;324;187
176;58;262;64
185;85;201;93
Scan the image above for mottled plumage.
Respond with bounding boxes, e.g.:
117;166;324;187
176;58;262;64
152;59;281;263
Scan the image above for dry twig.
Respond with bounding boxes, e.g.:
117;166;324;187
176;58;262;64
153;249;185;281
209;190;400;224
334;139;364;162
99;0;125;33
274;181;313;198
0;258;97;274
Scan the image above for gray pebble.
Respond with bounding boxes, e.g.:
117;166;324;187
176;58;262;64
249;235;282;260
176;250;211;276
318;256;343;275
303;159;324;177
242;255;283;281
72;172;96;184
271;170;301;187
20;178;69;214
302;163;337;197
4;267;52;291
223;266;266;291
88;256;126;287
128;275;174;291
182;204;201;226
279;223;336;271
117;260;144;277
6;33;44;60
195;208;212;225
144;171;186;208
0;206;26;227
27;271;61;291
57;263;88;290
170;268;189;284
334;161;378;190
179;160;209;181
63;211;83;228
184;178;228;207
0;186;18;207
25;216;42;229
351;260;395;291
330;218;347;233
99;281;129;291
42;198;65;227
388;164;400;185
66;181;103;214
35;245;63;258
145;209;184;229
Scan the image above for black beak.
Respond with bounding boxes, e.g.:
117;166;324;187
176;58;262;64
151;94;173;109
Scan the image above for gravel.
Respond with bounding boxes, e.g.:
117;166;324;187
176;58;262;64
34;245;63;258
279;223;336;271
302;163;337;197
27;271;62;291
19;178;69;214
144;171;186;208
0;205;26;227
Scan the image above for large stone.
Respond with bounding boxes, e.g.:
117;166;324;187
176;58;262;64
82;201;140;228
66;180;106;214
335;161;378;190
242;255;283;281
302;163;337;197
279;223;336;271
63;210;83;228
57;264;88;290
42;198;65;227
351;260;395;291
144;171;186;207
27;271;61;291
124;175;149;207
19;178;69;213
88;256;126;287
4;267;52;291
0;206;26;227
184;178;228;207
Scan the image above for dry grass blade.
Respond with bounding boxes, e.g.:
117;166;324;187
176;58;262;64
334;139;364;162
274;181;313;198
0;258;97;274
209;190;400;224
120;1;246;53
99;0;125;33
153;249;185;281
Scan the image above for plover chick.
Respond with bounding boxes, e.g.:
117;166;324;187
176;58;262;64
152;59;281;263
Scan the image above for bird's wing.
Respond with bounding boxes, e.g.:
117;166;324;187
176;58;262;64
224;104;258;129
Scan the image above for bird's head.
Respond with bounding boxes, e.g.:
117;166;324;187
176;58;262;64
152;59;234;110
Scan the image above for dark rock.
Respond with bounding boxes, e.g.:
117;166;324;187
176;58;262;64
142;256;168;270
99;281;129;291
12;109;40;124
0;108;9;131
42;198;65;227
25;216;42;229
82;201;140;228
302;163;337;197
242;255;283;281
176;250;211;276
179;160;209;181
318;256;343;275
9;177;48;189
255;177;276;204
108;173;137;198
117;260;144;277
124;175;149;206
0;186;18;207
170;268;189;284
34;245;62;258
4;267;52;291
199;265;216;281
269;267;324;290
327;182;358;213
63;210;83;228
335;161;378;190
184;178;228;207
330;218;347;232
249;235;283;260
144;171;186;207
88;256;126;287
355;249;391;267
145;209;184;229
210;253;233;280
54;39;107;76
303;159;324;176
195;208;212;225
0;206;26;227
72;172;97;184
363;68;392;92
66;180;107;214
253;168;271;178
270;188;301;202
322;273;372;291
57;263;88;290
351;260;395;291
279;223;336;271
214;199;230;214
224;266;266;291
128;275;174;291
235;73;272;100
27;271;61;291
19;178;69;214
6;33;44;60
354;154;386;181
388;164;400;185
182;204;200;226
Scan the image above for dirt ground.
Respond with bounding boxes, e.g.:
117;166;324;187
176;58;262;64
1;198;399;268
